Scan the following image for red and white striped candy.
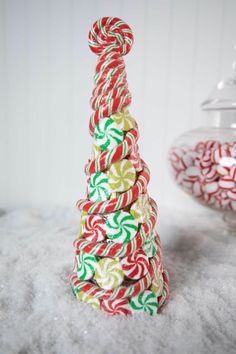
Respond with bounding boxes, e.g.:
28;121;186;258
120;250;149;280
185;166;200;180
128;144;143;172
216;164;230;177
169;140;236;212
192;181;202;197
83;215;106;242
201;166;218;182
227;188;236;201
218;177;235;190
181;152;196;168
211;146;230;164
203;182;219;195
230;166;236;181
199;151;212;169
101;298;131;316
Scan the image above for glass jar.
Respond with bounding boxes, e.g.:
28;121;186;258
168;55;236;233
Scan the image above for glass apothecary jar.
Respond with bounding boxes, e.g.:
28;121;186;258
168;58;236;233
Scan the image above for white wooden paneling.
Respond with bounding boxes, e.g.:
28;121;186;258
1;0;236;208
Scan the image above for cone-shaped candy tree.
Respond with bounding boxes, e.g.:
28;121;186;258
70;17;169;316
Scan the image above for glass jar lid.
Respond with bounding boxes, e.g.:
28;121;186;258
201;47;236;111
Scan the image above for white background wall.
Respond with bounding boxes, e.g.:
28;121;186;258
1;0;236;210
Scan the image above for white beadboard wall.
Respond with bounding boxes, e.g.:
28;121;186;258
1;0;236;209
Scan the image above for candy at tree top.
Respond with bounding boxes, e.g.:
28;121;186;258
130;193;152;223
94;258;124;290
105;210;139;243
111;109;136;131
101;298;132;316
88;16;133;56
94;117;124;150
83;214;106;242
70;16;169;315
130;290;158;315
121;250;149;280
76;251;97;280
107;159;136;192
88;172;111;201
76;291;100;310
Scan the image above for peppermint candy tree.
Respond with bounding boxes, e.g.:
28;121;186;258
70;17;169;316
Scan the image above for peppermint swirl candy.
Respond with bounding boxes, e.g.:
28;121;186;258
151;269;164;296
76;291;100;310
121;250;149;279
94;258;124;290
107;159;136;192
111;109;135;131
94;118;123;151
128;144;143;172
142;232;158;257
101;298;131;316
78;211;87;238
130;193;152;223
83;215;106;242
105;211;139;243
88;172;111;202
88;17;133;56
76;251;97;280
130;290;158;315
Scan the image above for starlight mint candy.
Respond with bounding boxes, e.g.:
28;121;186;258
111;109;135;131
121;250;149;279
76;251;97;280
94;117;124;150
107;159;136;192
83;215;106;242
105;211;139;243
101;298;131;316
88;172;111;202
94;258;124;290
130;290;158;315
70;16;169;315
76;291;100;310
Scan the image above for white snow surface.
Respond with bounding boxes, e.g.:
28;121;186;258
0;206;236;354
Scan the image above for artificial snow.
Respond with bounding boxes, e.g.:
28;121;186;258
0;206;236;354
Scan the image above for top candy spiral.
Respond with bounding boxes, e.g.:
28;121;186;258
88;17;134;56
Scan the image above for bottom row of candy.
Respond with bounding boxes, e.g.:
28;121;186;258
71;270;169;316
74;290;158;316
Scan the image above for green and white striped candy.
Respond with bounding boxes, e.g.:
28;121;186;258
76;290;100;310
76;251;97;280
88;172;111;202
94;258;124;290
94;117;124;150
105;211;139;243
130;290;158;315
142;232;158;257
